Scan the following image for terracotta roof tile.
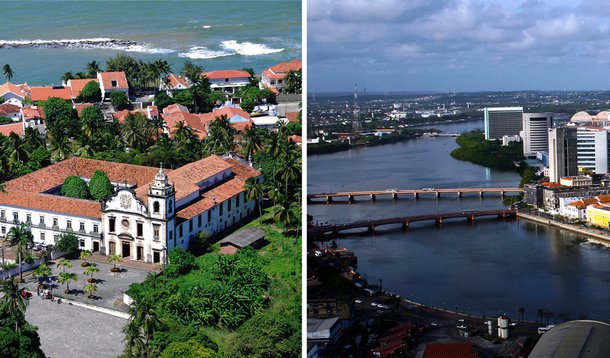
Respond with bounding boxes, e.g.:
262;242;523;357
113;109;148;123
99;72;129;90
285;111;299;122
31;86;72;101
0;191;100;219
75;103;94;117
0;122;24;136
22;106;45;120
67;78;98;98
0;81;28;99
0;103;20;116
202;70;251;80
268;59;301;74
165;74;189;88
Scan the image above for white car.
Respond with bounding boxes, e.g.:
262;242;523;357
355;299;362;304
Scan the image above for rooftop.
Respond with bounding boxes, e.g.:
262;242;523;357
219;227;265;248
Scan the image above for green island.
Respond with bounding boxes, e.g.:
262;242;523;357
308;128;431;155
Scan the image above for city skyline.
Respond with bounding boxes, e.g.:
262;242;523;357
308;0;610;93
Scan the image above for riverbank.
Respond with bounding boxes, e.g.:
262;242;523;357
517;211;610;246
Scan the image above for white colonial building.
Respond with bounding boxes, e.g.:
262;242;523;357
0;155;262;264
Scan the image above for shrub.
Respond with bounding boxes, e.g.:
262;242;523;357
164;248;196;278
89;170;113;202
61;175;91;199
110;91;129;109
55;233;80;254
78;81;102;102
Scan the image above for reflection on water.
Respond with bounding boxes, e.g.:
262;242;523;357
308;120;610;322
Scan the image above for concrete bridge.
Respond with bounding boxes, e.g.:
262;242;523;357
308;188;523;203
309;209;517;238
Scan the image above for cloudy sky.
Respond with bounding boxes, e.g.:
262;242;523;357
308;0;610;93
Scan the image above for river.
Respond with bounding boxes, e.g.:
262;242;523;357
308;120;610;323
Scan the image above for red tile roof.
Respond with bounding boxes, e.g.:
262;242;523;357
263;84;280;94
198;107;253;132
0;82;29;98
268;59;302;74
99;72;129;91
202;70;252;80
423;342;477;358
165;74;189;89
285;111;299;122
0;122;24;137
0;103;20;116
74;103;94;117
113;109;148;123
147;105;159;117
68;78;98;98
22;106;45;120
31;86;72;102
289;135;302;144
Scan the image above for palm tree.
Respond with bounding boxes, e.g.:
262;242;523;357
32;263;52;285
50;134;72;162
0;278;28;330
86;60;101;77
244;177;263;217
240;125;262;160
283;69;301;94
204;114;235;155
130;300;161;343
58;271;78;294
56;257;73;273
518;307;525;322
273;200;297;234
84;283;98;299
84;263;100;283
7;224;34;281
76;144;96;158
123;319;146;356
61;71;74;82
537;308;545;323
3;64;13;82
122;112;153;151
108;253;123;272
2;133;29;169
173;120;199;150
79;250;92;267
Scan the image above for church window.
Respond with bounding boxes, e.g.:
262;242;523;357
79;222;85;232
1;226;5;234
79;239;85;248
53;217;58;227
198;214;202;228
40;232;45;241
109;217;116;232
169;231;173;241
12;212;18;223
66;220;72;230
0;210;4;218
39;216;45;226
137;222;143;237
93;224;99;233
178;225;183;237
207;211;211;222
153;224;160;239
153;201;160;214
26;213;31;224
168;200;173;214
189;220;193;232
228;199;231;210
236;194;240;206
219;202;223;216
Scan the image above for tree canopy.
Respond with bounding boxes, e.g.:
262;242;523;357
110;91;129;110
61;175;91;199
78;80;102;102
55;233;80;253
43;97;79;140
89;170;113;201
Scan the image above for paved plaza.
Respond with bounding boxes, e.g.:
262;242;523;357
25;295;127;358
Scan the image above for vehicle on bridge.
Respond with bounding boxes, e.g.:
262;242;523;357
422;187;435;191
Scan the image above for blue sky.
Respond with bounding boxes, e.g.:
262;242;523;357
308;0;610;92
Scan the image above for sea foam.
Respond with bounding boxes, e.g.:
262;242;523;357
178;40;284;59
0;38;174;54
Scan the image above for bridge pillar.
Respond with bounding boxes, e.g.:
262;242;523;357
402;221;409;231
326;195;333;203
371;194;376;201
501;190;505;197
435;191;440;199
479;191;484;198
348;195;354;203
368;224;375;233
414;192;419;199
458;191;462;198
392;193;398;200
435;218;443;227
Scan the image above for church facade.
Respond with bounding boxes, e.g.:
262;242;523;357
0;155;262;264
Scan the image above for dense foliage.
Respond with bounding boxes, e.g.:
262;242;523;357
55;233;80;253
61;175;91;199
89;170;113;201
78;80;102;102
110;91;129;110
450;130;523;170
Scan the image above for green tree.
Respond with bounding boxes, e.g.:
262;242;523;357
164;248;196;278
188;75;213;113
240;97;255;113
43;97;79;139
89;170;113;202
121;112;154;151
110;91;129;110
78;80;102;102
2;132;29;170
154;91;174;111
283;69;301;94
56;257;73;273
58;271;78;294
159;340;217;358
61;175;91;199
61;72;74;82
106;54;141;87
79;249;92;266
173;89;194;111
84;283;98;299
180;59;203;83
49;134;72;162
0;279;28;324
240;125;262;160
32;264;52;284
84;263;100;283
244;177;263;217
85;60;101;78
55;233;80;254
7;225;34;281
203;115;235;155
2;64;13;82
79;105;105;142
108;253;123;271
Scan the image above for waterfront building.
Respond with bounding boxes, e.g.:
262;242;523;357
561;198;598;219
202;70;252;94
529;320;610;358
0;81;30;105
483;107;523;140
586;204;610;227
548;126;578;182
560;175;593;187
522;112;553;156
96;71;129;101
30;86;72;103
260;59;302;94
160;73;190;92
0;155;262;264
66;78;98;100
501;134;521;146
576;127;609;174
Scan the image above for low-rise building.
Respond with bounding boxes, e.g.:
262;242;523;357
202;70;251;94
30;86;72;102
260;59;301;94
218;227;265;254
97;71;129;101
587;204;610;227
560;175;593;187
0;103;21;121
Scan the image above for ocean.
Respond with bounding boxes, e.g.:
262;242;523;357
0;1;301;86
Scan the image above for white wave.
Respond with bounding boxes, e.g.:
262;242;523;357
0;38;174;54
178;46;233;59
203;25;212;29
220;40;284;56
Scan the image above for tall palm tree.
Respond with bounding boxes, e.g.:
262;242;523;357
86;60;101;77
84;283;98;299
240;125;262;160
204;114;235;155
123;319;146;356
7;224;34;281
122;112;153;151
61;71;74;82
3;64;13;82
0;278;28;330
2;132;29;169
273;200;297;234
283;69;301;94
50;134;72;162
244;177;263;217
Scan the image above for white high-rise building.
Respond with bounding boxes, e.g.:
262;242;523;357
576;127;609;174
522;113;553;156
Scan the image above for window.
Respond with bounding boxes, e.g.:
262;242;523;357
137;222;143;237
169;231;173;241
79;239;85;248
40;232;45;241
178;225;183;237
0;210;4;218
153;201;160;214
80;222;85;232
66;220;72;230
207;211;211;222
153;224;160;239
236;194;240;206
1;226;5;234
111;80;118;87
109;217;116;232
189;220;193;232
54;234;59;243
224;78;229;82
53;217;58;227
168;200;173;214
93;224;99;233
26;213;31;223
228;199;231;211
13;212;18;223
39;216;45;226
220;202;223;216
198;214;202;228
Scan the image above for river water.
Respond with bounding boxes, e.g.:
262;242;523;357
308;120;610;323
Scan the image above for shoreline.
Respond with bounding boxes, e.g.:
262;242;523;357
517;211;610;246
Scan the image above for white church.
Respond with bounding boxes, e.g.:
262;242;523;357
0;155;262;264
